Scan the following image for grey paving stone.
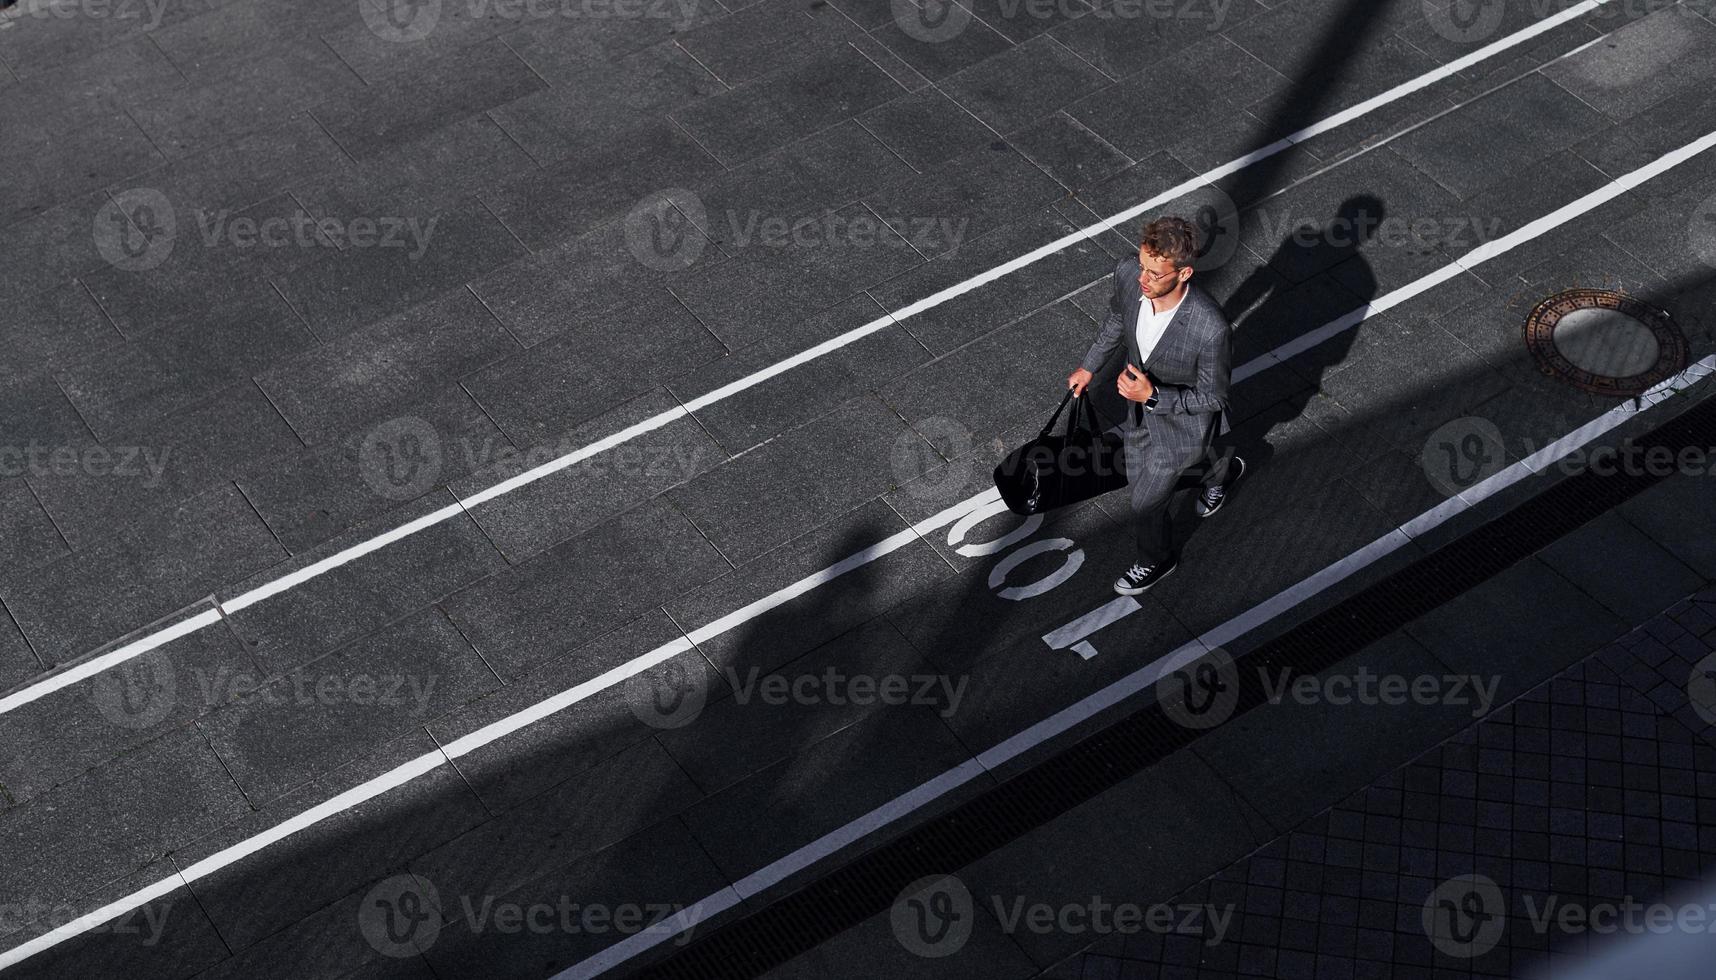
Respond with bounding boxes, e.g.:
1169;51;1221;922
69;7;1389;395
178;732;489;951
656;615;942;793
1600;161;1716;283
309;38;546;161
482;115;721;251
668;201;921;348
1389;72;1611;201
1544;5;1716;122
1447;146;1614;264
290;112;539;229
0;724;248;928
667;393;926;565
0;37;180;142
863;0;1015;83
670;39;909;164
959;746;1265;967
183;883;432;980
664;497;955;675
668;294;929;454
0;370;91;459
847;30;936;91
0;467;72;573
419;817;731;979
430;610;724;812
1006;111;1135;193
857;86;999;173
0;608;249;809
687;119;917;250
125;39;367;158
673;0;864;84
0;0;219;76
270;193;528;343
680;699;971;881
1224;0;1440;124
440;497;729;679
413;738;702;912
1538;511;1705;626
219;492;507;677
0;102;162;228
130;112;352;220
967;0;1094;40
1406;556;1629;707
199;608;500;806
451;390;727;562
1573;82;1716;180
2;279;120;387
459;291;725;444
862;140;1065;259
256;287;521;446
882;302;1095;467
0;483;285;668
1619;469;1716;580
1051;0;1265;80
469;217;721;347
0;190;118;307
0;857;227;980
1233;146;1463;299
315;0;528;86
27;382;300;552
148;0;365;71
0;598;44;695
484;42;719;168
77;189;317;341
941;34;1110;135
55;307;318;444
233;383;513;554
1191;631;1483;836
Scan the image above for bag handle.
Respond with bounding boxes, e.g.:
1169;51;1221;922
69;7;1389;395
1038;388;1076;438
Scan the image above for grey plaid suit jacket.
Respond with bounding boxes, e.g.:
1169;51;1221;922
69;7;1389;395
1079;254;1233;467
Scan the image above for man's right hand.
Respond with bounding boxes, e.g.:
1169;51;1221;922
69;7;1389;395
1067;368;1093;395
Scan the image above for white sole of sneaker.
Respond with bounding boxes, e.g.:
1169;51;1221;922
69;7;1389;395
1113;561;1177;596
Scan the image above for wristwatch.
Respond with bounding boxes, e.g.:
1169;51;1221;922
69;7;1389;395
1144;391;1160;412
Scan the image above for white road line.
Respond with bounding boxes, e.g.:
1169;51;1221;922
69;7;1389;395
3;105;1708;974
556;348;1716;978
0;0;1613;720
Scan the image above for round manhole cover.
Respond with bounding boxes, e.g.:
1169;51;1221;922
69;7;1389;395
1523;288;1686;396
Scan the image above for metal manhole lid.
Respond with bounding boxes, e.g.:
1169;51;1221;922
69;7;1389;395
1524;288;1688;396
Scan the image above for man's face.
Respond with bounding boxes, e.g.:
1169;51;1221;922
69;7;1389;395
1137;248;1188;299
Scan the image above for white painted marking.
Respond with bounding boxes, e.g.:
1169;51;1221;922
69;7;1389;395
6;5;1694;970
0;0;1614;721
988;538;1084;600
948;498;1041;557
0;608;222;717
1041;596;1143;655
559;351;1716;977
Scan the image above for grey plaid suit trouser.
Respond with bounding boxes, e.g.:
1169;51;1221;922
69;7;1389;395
1117;416;1232;566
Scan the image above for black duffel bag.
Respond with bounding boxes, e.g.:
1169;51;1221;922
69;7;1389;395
993;389;1128;515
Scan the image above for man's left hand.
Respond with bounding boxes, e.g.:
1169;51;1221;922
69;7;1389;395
1118;364;1154;403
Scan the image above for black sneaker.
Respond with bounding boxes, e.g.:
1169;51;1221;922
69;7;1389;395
1113;558;1177;596
1196;455;1245;518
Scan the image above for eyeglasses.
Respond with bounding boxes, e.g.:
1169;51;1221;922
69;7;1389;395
1140;266;1181;283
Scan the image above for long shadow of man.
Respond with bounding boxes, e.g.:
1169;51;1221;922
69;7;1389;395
1165;193;1387;554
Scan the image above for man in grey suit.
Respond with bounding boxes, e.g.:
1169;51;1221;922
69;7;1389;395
1068;216;1241;595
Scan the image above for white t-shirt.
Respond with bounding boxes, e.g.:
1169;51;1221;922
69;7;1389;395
1134;292;1185;367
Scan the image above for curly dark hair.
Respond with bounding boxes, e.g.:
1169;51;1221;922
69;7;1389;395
1138;216;1202;269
